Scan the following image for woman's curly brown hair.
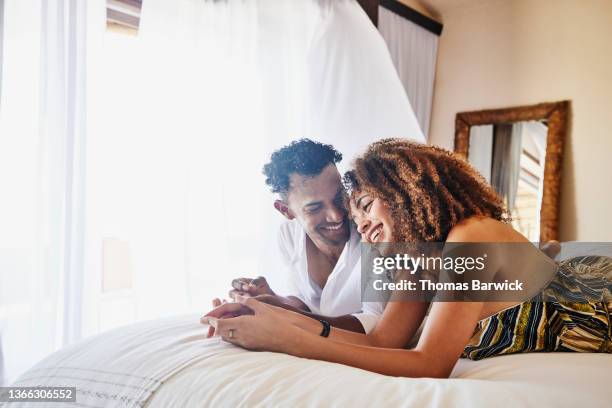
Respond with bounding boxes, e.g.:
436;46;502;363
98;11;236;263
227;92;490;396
344;138;509;242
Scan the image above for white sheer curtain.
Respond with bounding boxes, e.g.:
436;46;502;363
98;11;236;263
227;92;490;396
0;0;104;386
522;120;547;214
468;124;494;183
378;5;438;139
0;0;422;384
491;124;522;211
91;0;424;316
0;0;5;386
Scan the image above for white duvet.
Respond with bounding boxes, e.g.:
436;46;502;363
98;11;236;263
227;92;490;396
8;314;612;407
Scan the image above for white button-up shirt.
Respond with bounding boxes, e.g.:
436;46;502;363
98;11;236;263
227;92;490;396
277;220;383;333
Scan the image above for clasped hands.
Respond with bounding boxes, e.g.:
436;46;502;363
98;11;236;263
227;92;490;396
200;277;304;352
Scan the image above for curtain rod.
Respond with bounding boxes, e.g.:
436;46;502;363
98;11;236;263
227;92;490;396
379;0;443;36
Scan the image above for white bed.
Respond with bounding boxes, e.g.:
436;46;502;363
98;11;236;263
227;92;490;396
8;314;611;407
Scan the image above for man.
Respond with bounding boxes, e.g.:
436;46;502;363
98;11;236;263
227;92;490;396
208;139;381;334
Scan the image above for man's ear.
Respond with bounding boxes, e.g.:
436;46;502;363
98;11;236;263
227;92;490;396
274;200;294;220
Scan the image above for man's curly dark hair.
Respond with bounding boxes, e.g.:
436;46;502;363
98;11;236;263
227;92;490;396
263;139;342;195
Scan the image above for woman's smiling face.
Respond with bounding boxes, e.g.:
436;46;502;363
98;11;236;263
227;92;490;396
350;192;395;243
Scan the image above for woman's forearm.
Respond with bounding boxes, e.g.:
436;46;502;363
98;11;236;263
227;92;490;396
291;310;367;333
286;329;450;378
288;306;424;349
289;302;428;349
291;312;380;346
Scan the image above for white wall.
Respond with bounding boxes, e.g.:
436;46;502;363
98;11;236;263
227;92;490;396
428;0;612;240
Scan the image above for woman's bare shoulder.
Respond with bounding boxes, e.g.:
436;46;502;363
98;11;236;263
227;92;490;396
446;216;526;243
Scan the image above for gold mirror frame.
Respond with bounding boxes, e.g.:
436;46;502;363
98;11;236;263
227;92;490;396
454;101;570;242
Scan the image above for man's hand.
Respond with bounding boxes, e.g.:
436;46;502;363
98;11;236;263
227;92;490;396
254;294;301;311
229;276;275;300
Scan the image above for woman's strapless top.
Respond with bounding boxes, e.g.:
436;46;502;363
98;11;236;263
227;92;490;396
462;255;612;360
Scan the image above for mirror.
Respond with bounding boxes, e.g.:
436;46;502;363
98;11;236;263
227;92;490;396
454;101;570;242
468;121;547;241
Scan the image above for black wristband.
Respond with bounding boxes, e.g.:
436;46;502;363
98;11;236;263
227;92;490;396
319;319;331;337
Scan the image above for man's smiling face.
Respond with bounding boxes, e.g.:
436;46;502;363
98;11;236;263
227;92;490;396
286;164;350;248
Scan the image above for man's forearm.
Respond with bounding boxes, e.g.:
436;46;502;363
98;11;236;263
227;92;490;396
261;296;366;333
280;295;311;312
282;306;365;333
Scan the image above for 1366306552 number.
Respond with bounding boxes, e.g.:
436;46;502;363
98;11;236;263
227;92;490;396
0;386;76;403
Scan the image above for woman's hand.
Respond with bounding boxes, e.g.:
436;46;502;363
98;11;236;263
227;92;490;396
202;295;305;337
211;296;303;353
202;298;254;338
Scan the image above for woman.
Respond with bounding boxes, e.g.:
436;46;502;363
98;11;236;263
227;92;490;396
203;139;611;378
